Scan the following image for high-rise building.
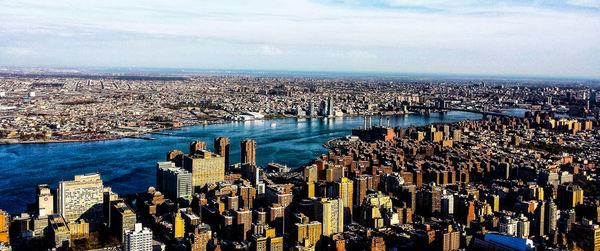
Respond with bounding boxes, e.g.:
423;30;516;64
571;220;600;251
438;225;460;251
354;175;371;206
183;150;225;191
166;150;184;166
0;210;8;244
157;161;175;190
174;210;184;239
235;208;252;241
292;213;322;246
189;228;210;251
534;200;545;237
111;201;136;243
157;163;193;199
124;223;152;251
546;200;558;235
241;139;257;165
47;214;71;249
308;100;315;116
37;184;54;218
336;177;353;224
327;96;335;117
424;186;442;216
557;184;584;210
239;185;257;209
441;194;454;217
214;137;231;170
58;173;104;223
315;198;344;236
190;141;207;154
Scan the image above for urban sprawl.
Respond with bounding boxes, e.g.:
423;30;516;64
1;74;600;251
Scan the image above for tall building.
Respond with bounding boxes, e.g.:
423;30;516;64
354;175;371;206
214;137;231;170
308;100;315;116
47;214;71;249
111;201;137;243
157;161;175;190
157;163;193;199
37;184;54;218
546;200;558;235
190;141;207;154
58;173;104;223
292;213;322;246
166;150;184;166
557;184;584;209
534;200;545;237
0;210;8;244
315;198;344;236
189;228;210;251
183;150;225;191
571;220;600;251
327;96;335;117
174;210;185;239
424;186;442;216
336;178;353;224
235;208;253;241
124;223;152;251
241;139;257;165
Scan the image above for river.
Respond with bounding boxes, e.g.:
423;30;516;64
0;111;491;213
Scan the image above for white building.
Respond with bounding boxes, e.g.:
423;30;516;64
124;223;152;251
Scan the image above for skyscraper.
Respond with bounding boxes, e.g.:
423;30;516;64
37;184;54;218
174;210;184;239
183;150;225;191
58;173;104;223
315;198;344;236
157;163;193;199
534;200;545;237
0;210;8;244
557;184;584;210
214;137;231;170
241;139;257;165
336;177;353;224
190;141;207;154
327;96;335;117
308;100;315;116
546;200;558;235
111;201;136;243
124;223;152;251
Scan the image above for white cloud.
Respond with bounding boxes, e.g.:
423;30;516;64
257;45;284;56
2;47;36;56
0;0;598;78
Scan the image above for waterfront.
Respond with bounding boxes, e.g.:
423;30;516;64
0;112;485;213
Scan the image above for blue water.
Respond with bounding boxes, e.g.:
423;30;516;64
0;112;484;213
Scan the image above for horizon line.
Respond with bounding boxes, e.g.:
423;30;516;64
0;66;598;82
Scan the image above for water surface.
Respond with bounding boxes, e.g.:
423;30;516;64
0;112;483;213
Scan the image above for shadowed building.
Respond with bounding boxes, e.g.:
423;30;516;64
241;139;257;165
214;137;231;170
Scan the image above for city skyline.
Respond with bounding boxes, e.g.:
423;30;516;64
1;0;599;78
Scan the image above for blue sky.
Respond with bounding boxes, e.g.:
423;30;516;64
0;0;599;78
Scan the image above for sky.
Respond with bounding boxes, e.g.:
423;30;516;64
0;0;599;78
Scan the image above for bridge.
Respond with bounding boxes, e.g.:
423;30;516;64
407;105;509;117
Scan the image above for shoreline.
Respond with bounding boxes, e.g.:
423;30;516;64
0;112;419;146
0;108;535;146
